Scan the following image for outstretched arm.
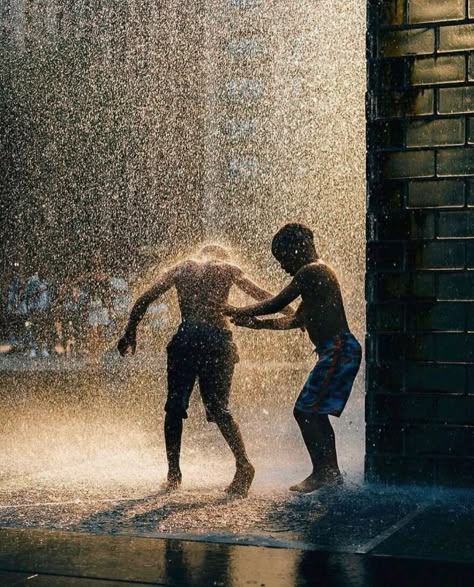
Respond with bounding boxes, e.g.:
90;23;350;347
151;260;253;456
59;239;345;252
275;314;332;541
233;270;294;316
226;274;301;318
233;303;305;331
118;267;177;355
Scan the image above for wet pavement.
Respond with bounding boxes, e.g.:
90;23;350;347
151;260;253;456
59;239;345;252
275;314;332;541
0;365;472;584
0;481;412;548
0;520;472;587
0;480;472;586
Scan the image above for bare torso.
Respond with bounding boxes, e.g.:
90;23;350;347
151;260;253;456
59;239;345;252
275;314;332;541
174;260;236;330
297;261;349;349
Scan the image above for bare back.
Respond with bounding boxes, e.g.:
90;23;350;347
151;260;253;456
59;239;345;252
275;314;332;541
174;260;237;330
297;262;349;348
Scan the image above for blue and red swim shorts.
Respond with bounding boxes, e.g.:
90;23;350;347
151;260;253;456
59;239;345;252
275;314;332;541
295;331;362;417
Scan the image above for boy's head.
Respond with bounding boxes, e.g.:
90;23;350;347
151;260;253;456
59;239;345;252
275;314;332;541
271;223;318;275
198;243;230;261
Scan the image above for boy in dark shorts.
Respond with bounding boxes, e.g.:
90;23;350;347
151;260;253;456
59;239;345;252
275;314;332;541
117;245;292;496
226;224;362;493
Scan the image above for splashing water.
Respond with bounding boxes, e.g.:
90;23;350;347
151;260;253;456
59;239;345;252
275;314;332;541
0;0;366;536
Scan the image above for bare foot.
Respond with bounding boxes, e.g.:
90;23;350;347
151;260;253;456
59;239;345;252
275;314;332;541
225;462;255;497
161;473;182;492
289;472;343;493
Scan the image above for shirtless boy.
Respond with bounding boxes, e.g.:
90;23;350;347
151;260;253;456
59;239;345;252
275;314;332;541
226;224;362;493
117;245;291;496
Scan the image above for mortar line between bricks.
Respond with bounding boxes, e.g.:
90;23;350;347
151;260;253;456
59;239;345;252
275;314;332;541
380;20;474;32
354;503;431;554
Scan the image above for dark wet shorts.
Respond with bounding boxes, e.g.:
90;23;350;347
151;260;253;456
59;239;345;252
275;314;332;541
165;321;239;422
295;332;362;417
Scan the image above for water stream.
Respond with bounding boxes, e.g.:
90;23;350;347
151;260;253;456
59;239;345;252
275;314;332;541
0;0;366;540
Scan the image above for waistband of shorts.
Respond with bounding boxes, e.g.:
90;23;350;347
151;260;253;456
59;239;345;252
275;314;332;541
178;320;232;337
315;331;359;353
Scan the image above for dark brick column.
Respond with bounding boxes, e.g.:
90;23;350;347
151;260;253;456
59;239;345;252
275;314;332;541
366;0;474;486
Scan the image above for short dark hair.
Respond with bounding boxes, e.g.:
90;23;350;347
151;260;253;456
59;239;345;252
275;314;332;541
271;223;314;257
199;243;230;261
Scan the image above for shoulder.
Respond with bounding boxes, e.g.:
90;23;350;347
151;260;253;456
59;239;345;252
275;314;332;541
178;259;195;271
155;262;189;285
173;260;197;275
295;262;319;278
215;262;242;280
295;261;333;283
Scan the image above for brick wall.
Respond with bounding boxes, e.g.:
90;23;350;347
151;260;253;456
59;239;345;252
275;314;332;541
366;0;474;486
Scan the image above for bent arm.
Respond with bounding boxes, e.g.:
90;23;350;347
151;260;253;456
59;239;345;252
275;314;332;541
125;268;176;336
257;303;305;330
255;316;300;330
234;303;304;330
228;276;301;317
233;270;293;316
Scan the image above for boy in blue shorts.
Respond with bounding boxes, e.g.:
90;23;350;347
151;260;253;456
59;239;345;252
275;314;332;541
226;224;362;492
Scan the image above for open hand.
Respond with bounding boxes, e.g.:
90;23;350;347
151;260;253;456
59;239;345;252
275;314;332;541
117;333;137;356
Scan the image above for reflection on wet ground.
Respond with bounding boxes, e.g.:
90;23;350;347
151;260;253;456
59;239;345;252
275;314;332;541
0;524;472;587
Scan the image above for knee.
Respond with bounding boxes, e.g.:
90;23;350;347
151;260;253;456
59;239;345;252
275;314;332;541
164;398;188;421
293;407;316;428
211;407;232;426
293;406;306;423
165;409;185;426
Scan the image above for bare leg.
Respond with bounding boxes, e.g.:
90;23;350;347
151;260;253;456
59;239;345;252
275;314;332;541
318;414;341;474
200;356;254;497
214;411;255;497
163;413;183;491
291;410;342;493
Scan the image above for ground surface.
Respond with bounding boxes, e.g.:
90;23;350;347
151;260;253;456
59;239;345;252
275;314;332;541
0;524;473;587
0;466;473;562
0;360;472;585
0;356;365;546
0;488;472;587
